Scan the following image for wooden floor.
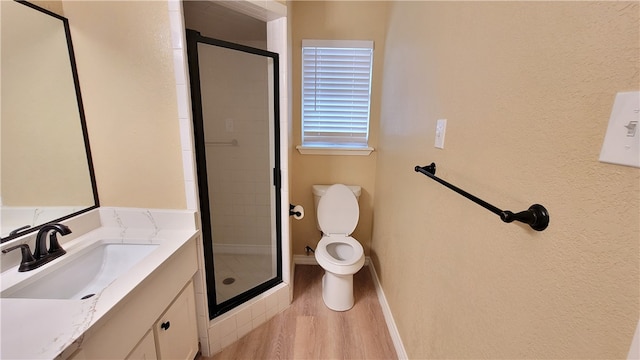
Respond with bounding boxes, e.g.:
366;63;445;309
202;265;398;360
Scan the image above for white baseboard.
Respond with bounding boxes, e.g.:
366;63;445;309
293;254;318;265
293;255;407;359
368;261;408;359
293;254;372;266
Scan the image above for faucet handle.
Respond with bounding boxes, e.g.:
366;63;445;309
48;232;66;256
2;244;37;272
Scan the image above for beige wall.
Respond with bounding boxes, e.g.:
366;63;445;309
29;0;64;16
183;1;266;46
372;1;639;358
62;1;186;209
290;1;389;255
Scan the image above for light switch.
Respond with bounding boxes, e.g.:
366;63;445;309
435;119;447;149
599;91;640;168
225;118;234;132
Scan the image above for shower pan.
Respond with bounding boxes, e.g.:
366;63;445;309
186;30;282;319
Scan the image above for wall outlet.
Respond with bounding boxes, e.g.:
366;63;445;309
599;91;640;168
435;119;447;149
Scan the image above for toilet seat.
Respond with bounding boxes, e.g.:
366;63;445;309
317;184;359;235
315;236;365;275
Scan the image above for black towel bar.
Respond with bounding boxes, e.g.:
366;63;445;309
414;163;549;231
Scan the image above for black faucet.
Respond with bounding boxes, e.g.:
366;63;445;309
2;224;72;272
33;224;71;259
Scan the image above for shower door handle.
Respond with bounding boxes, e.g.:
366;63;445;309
273;168;281;189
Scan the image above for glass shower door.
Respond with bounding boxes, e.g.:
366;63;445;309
186;30;281;319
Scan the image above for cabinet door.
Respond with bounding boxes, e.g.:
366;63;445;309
126;330;157;360
154;281;198;360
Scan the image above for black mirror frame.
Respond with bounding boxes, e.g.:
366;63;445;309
1;1;99;243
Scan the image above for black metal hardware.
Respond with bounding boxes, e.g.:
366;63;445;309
161;321;171;330
1;223;72;272
274;168;281;190
34;224;71;260
48;232;65;254
414;163;549;231
9;225;31;236
2;244;37;272
289;204;302;217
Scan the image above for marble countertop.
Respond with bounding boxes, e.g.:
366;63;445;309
0;208;199;360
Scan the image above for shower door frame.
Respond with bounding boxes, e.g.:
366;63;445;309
186;29;282;319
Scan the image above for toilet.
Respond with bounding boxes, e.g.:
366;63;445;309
313;184;365;311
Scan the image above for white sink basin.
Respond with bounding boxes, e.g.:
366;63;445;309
1;242;158;300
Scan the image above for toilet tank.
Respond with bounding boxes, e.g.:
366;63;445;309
312;184;361;231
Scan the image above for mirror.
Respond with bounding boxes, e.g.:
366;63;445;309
0;1;98;241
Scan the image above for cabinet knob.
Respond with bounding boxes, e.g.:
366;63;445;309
161;321;171;330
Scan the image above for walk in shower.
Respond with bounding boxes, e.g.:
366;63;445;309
186;29;282;319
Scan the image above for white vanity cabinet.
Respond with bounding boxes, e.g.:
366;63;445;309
70;238;199;360
153;281;198;359
125;281;198;360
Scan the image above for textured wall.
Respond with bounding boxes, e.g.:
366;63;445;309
372;1;639;358
29;0;64;16
290;1;390;256
62;1;186;209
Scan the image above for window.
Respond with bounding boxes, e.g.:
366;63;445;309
298;39;374;155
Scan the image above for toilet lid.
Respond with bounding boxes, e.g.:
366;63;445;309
317;184;359;235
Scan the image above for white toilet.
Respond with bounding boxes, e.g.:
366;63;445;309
313;184;365;311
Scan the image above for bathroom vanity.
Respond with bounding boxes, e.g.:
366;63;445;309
0;208;200;359
1;2;202;358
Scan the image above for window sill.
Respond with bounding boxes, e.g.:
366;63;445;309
296;145;374;156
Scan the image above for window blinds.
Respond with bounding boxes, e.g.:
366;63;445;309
302;40;373;148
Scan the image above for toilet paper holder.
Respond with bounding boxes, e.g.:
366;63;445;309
289;204;302;217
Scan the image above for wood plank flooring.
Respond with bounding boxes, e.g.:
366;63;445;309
202;265;398;360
